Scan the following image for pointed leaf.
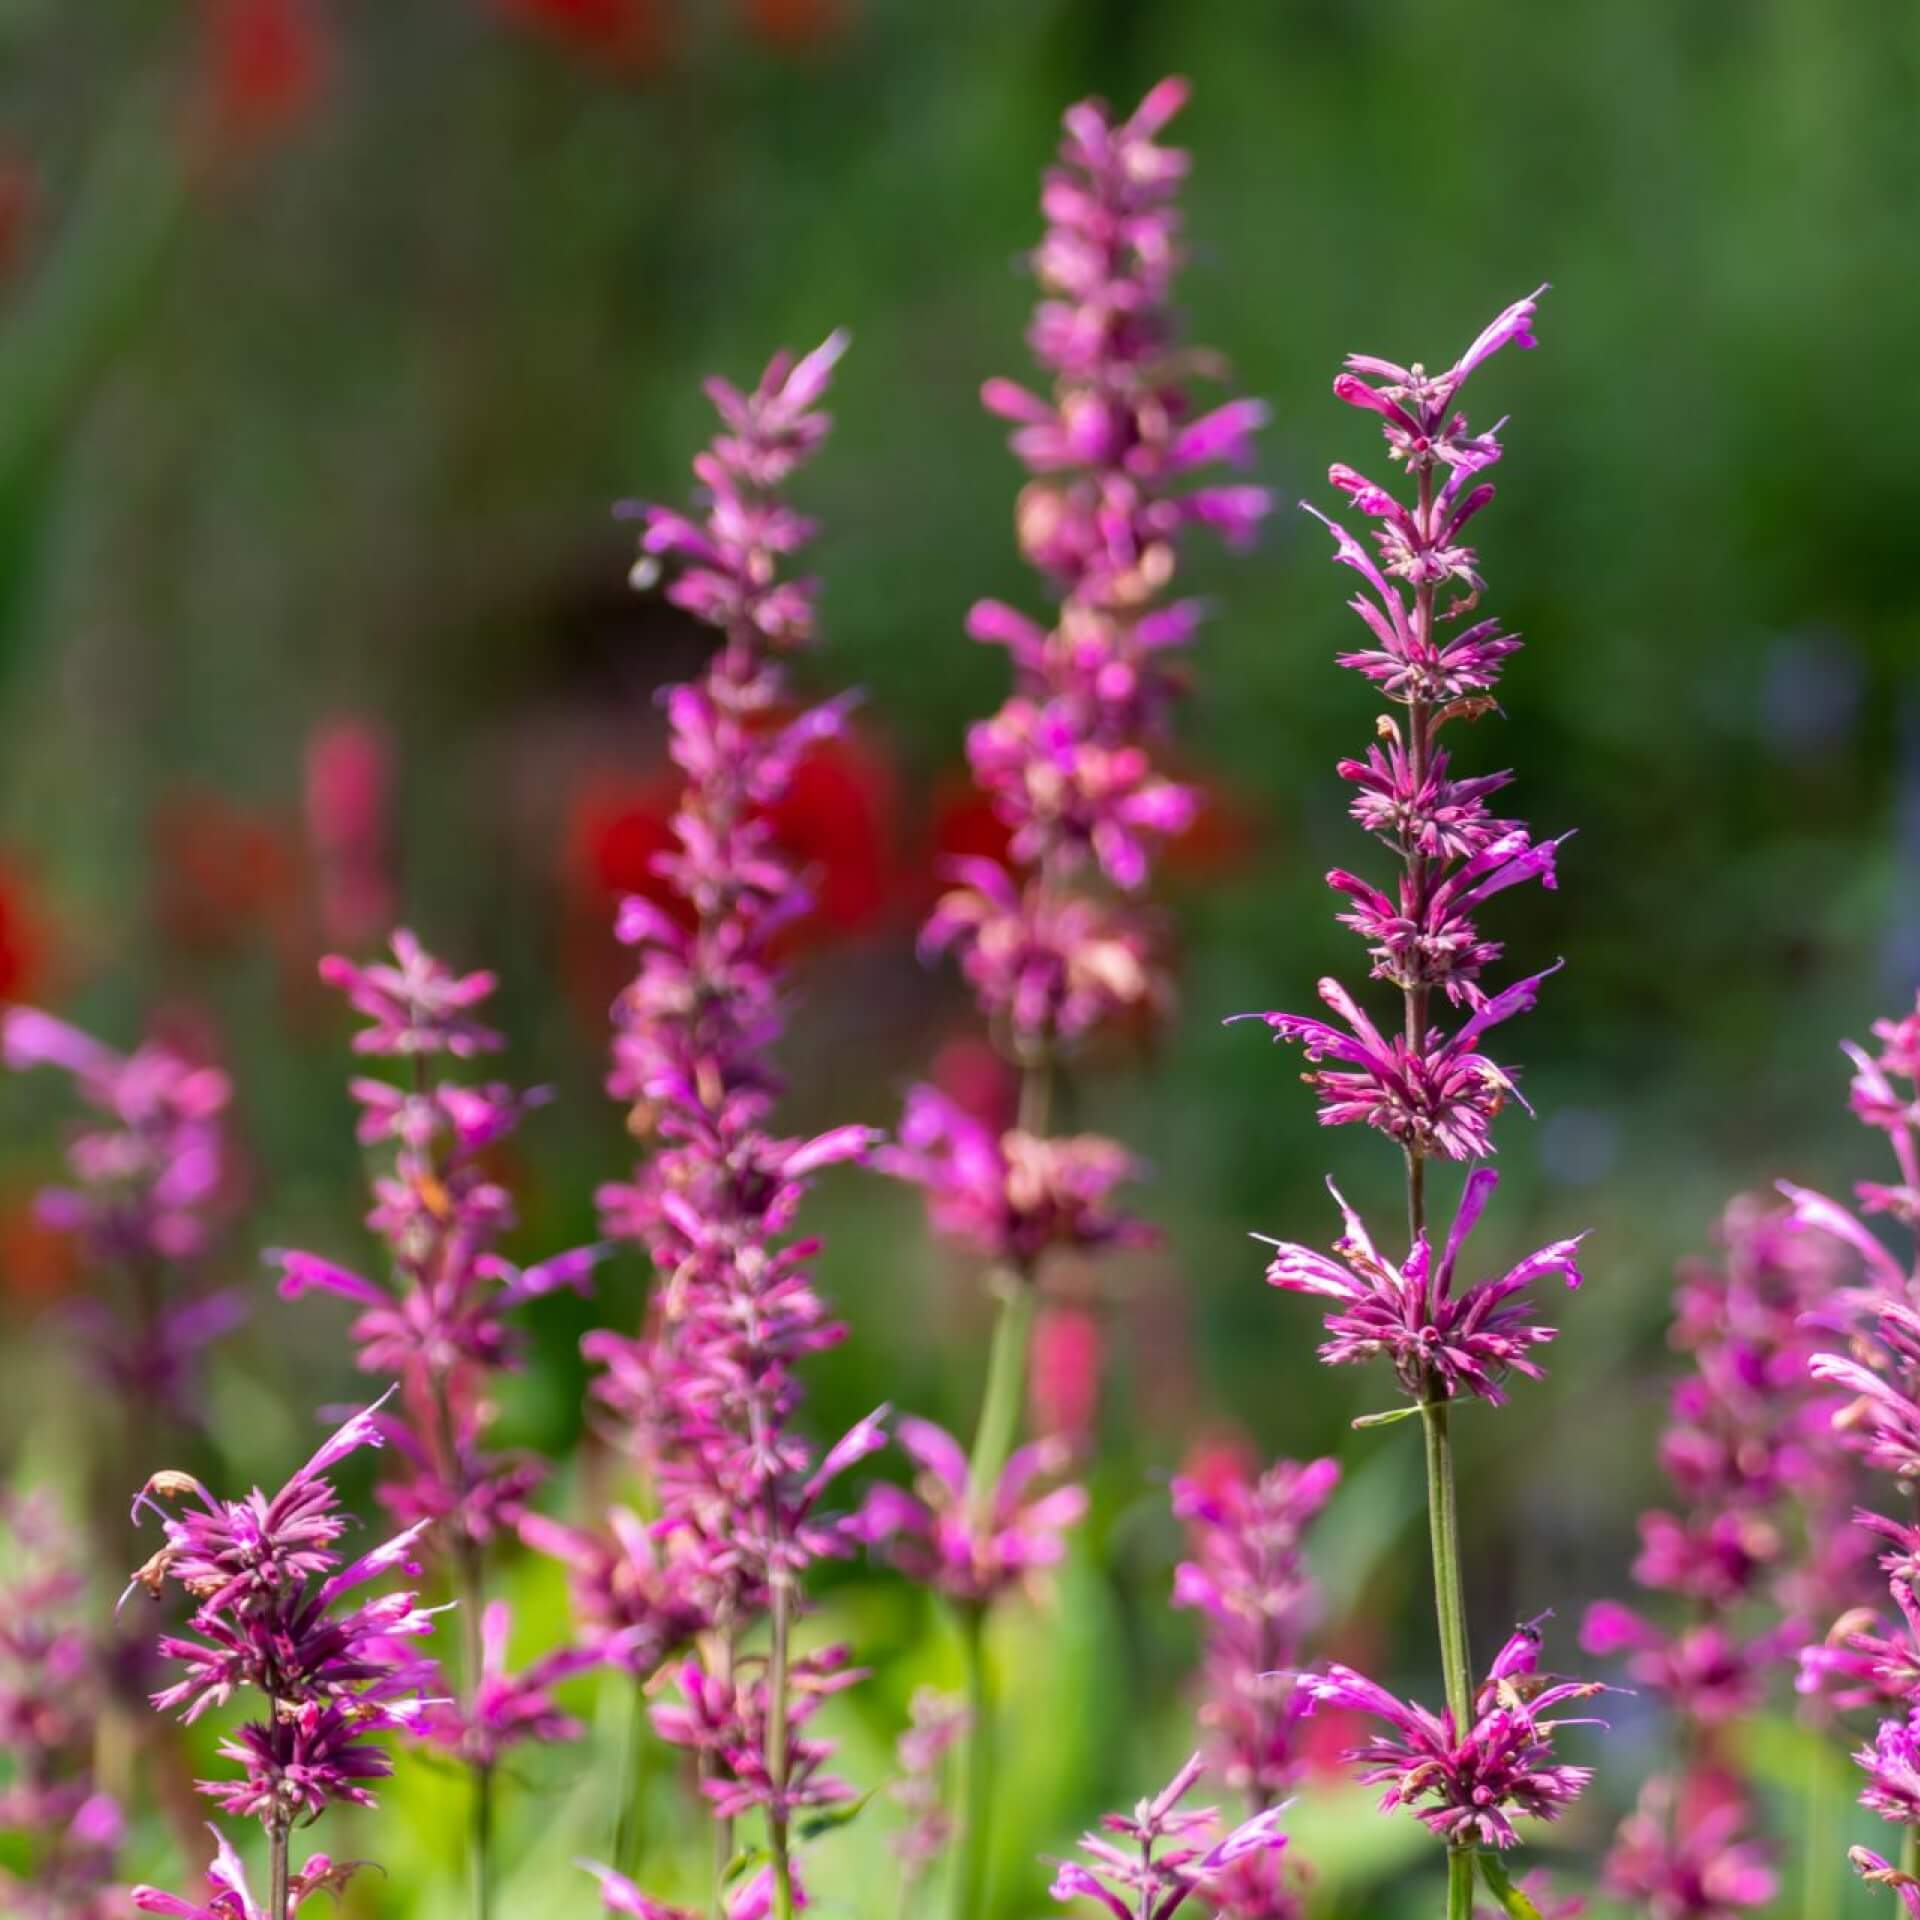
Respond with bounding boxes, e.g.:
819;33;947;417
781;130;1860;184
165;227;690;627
1478;1853;1543;1919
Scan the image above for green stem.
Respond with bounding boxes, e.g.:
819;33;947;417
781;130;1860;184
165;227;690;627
614;1669;652;1877
1419;1385;1474;1733
1446;1847;1474;1920
767;1575;797;1920
1900;1826;1918;1920
967;1275;1038;1526
950;1602;992;1920
268;1817;291;1920
471;1761;494;1920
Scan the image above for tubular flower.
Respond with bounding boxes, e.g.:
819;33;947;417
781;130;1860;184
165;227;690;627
125;1397;438;1834
1170;1455;1338;1806
875;1085;1153;1265
922;75;1265;1068
1303;1622;1605;1850
2;1007;239;1416
575;331;880;1899
1601;1776;1776;1920
273;941;603;1549
131;1824;363;1918
857;1417;1088;1607
1258;1170;1583;1404
1047;1752;1289;1920
1231;289;1561;1159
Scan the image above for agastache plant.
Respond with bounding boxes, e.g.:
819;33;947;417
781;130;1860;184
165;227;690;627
887;76;1268;1920
0;1496;123;1920
268;931;605;1920
122;1397;435;1920
1771;992;1920;1914
1580;1198;1855;1918
1235;289;1603;1919
1168;1452;1339;1918
576;331;884;1920
1;1008;240;1423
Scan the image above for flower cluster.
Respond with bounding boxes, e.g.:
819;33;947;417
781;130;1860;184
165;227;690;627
1772;994;1920;1899
1579;1197;1852;1915
889;1688;971;1890
124;1399;437;1850
0;1497;122;1920
1305;1621;1604;1851
1170;1453;1338;1811
1257;1170;1584;1406
1047;1751;1289;1920
923;74;1267;1068
272;930;604;1548
1234;289;1558;1162
132;1825;364;1920
2;1007;240;1416
575;332;882;1893
857;1415;1088;1606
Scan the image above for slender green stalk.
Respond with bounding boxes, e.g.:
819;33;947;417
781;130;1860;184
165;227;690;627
950;1602;993;1920
614;1670;652;1876
966;1274;1038;1526
767;1574;797;1920
1900;1826;1918;1920
1446;1847;1474;1920
1418;1387;1474;1732
471;1759;494;1920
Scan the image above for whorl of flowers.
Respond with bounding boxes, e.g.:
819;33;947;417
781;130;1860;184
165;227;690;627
889;1689;971;1890
577;332;883;1893
857;1415;1088;1607
1047;1751;1289;1920
1170;1453;1337;1812
1257;1170;1584;1407
1769;992;1920;1901
1232;288;1561;1165
123;1398;437;1857
1578;1197;1854;1916
916;73;1267;1081
0;1497;123;1919
1303;1621;1605;1852
270;931;603;1550
132;1824;364;1920
2;1007;240;1417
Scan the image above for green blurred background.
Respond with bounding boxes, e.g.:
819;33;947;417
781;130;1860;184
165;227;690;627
1;1;1916;1913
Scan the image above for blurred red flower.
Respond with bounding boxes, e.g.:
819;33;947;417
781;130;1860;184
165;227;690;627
150;784;300;956
491;0;672;70
737;0;846;51
0;147;38;285
200;0;332;150
1030;1303;1102;1446
305;716;396;947
0;857;49;1004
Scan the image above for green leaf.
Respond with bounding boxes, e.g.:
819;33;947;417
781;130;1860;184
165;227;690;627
798;1786;878;1841
1478;1852;1544;1919
722;1846;768;1886
1351;1404;1423;1430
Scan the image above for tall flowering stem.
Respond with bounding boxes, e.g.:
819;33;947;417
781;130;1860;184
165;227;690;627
122;1399;433;1920
1170;1452;1339;1919
583;332;884;1920
1236;289;1600;1915
1773;994;1920;1914
1578;1198;1844;1918
269;933;605;1920
893;75;1268;1919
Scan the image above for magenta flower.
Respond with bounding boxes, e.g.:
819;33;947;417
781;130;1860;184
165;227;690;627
131;1825;362;1918
2;1007;240;1418
1258;1170;1583;1404
858;1417;1087;1606
875;1085;1152;1265
1233;969;1557;1162
1858;1711;1920;1825
581;1861;803;1920
1047;1751;1289;1920
419;1600;599;1771
1601;1777;1775;1920
889;1689;971;1884
1304;1622;1604;1849
1853;1845;1920;1915
315;929;501;1057
125;1397;439;1827
516;1507;706;1676
1578;1605;1785;1725
1170;1455;1338;1805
